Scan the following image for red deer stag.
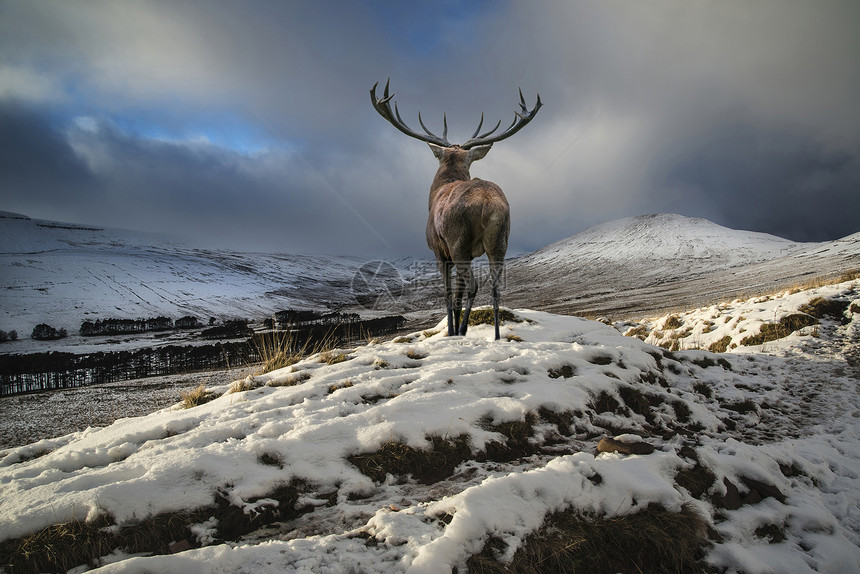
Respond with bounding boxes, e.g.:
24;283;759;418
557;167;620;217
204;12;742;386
371;79;542;340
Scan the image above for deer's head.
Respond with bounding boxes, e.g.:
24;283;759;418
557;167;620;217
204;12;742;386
370;79;542;175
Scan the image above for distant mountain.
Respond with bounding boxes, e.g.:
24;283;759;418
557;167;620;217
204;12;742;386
504;213;859;317
519;214;802;272
1;212;857;343
0;212;367;338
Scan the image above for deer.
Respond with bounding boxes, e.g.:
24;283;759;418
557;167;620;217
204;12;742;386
371;79;542;340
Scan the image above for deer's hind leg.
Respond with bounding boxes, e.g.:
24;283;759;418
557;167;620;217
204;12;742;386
487;255;504;340
436;257;456;336
454;259;478;336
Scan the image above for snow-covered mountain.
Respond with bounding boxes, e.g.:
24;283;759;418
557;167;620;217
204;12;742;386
0;212;368;337
504;213;859;317
2;211;858;343
519;213;803;270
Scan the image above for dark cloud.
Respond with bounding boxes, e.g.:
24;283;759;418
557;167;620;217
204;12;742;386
0;102;98;218
1;0;859;258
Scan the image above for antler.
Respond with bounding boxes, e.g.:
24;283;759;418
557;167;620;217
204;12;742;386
460;88;542;149
371;79;542;149
370;79;452;147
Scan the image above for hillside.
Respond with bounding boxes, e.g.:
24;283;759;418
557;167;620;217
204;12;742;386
0;212;367;339
2;212;858;346
1;280;858;573
503;214;860;318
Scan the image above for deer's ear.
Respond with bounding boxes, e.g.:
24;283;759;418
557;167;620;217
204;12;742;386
428;143;446;160
468;144;493;163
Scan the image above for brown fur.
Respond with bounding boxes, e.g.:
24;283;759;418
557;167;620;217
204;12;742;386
426;145;510;338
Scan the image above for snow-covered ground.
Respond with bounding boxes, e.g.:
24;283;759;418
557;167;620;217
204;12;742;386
1;279;858;573
0;212;372;342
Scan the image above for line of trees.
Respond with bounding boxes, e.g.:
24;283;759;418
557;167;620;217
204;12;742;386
0;330;18;343
80;316;200;336
1;314;408;396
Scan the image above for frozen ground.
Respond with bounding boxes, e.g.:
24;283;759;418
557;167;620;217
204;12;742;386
0;367;255;450
1;280;858;573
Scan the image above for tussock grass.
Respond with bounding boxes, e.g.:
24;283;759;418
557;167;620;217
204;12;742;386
227;378;260;394
328;380;354;394
799;297;850;320
479;413;538;462
467;503;708;574
505;333;523;342
740;313;818;346
348;435;472;484
468;308;521;326
708;335;733;353
179;384;217;409
1;482;311;573
251;328;306;375
663;315;684;329
319;350;350;365
266;371;312;388
405;349;427;360
624;324;649;340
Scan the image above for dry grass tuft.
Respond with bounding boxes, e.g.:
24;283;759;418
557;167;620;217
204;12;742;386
740;313;818;346
179;384;217;409
799;297;850;320
468;308;521;326
251;329;306;375
328;380;354;394
405;348;427;360
227;378;260;394
708;336;733;353
466;503;708;574
319;350;350;365
266;371;312;388
348;435;472;484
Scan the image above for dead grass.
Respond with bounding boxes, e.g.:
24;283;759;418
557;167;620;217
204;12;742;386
468;308;521;326
405;349;427;360
740;313;818;346
466;503;708;574
265;371;312;388
319;350;350;365
179;384;217;409
328;380;354;394
0;483;311;573
799;297;850;320
624;324;649;340
708;336;733;353
348;435;473;484
250;328;306;375
227;378;259;394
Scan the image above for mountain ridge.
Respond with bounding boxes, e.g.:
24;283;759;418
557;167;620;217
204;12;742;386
1;212;857;340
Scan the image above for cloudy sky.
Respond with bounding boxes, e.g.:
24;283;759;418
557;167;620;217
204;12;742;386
2;0;859;257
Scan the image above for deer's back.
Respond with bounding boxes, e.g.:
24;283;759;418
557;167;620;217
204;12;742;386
427;178;510;260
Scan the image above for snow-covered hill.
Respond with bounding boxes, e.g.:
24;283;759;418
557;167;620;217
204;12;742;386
2;211;858;350
520;213;803;271
504;214;860;318
1;280;858;573
0;212;367;339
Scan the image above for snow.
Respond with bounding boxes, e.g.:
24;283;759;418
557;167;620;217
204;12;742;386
2;280;859;573
521;213;804;270
0;212;373;339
